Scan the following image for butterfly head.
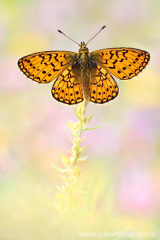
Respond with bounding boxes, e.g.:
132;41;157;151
79;42;89;53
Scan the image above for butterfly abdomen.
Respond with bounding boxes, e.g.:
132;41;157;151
79;51;90;102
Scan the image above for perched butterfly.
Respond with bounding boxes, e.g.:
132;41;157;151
18;26;150;105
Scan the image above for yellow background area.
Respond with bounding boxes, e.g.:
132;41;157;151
0;0;160;239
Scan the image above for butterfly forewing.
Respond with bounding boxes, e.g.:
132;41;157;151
89;63;119;103
51;65;83;105
18;51;77;83
90;48;150;80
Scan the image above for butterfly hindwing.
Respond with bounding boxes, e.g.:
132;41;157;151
89;63;119;104
51;65;83;105
18;51;77;83
90;48;150;80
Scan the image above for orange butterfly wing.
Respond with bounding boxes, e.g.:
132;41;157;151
90;63;119;104
18;47;150;105
90;48;150;80
51;65;83;105
18;51;77;83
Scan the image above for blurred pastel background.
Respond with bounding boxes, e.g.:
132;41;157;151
0;0;160;239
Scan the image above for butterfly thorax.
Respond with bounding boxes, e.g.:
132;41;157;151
78;42;90;102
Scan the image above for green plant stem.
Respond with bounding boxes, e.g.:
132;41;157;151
53;101;98;218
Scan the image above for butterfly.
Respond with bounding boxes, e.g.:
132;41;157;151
18;26;150;105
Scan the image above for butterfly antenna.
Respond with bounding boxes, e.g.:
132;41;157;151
85;26;106;46
58;30;80;47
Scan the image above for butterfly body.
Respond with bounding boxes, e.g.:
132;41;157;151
18;41;150;105
77;41;90;102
